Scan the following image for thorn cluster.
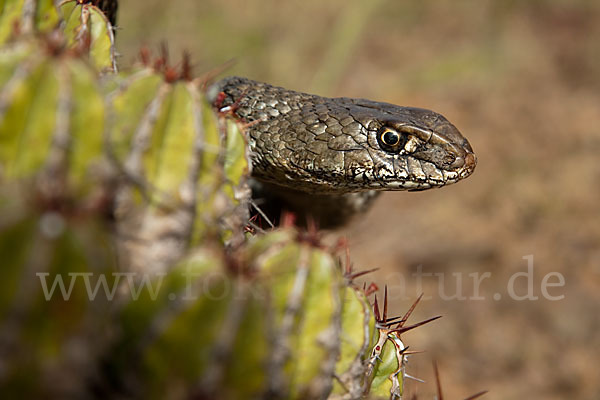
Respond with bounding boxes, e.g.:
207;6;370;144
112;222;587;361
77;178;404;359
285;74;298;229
138;44;195;83
373;289;441;337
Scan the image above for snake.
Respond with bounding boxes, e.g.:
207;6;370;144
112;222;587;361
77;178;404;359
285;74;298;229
210;76;476;227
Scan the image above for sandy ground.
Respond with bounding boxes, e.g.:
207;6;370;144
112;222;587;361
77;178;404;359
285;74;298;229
118;1;600;398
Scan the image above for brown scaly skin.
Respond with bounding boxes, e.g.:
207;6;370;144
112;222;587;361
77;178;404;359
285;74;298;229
211;76;476;227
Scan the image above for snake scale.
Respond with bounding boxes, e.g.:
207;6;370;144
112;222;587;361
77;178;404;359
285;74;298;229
210;76;476;227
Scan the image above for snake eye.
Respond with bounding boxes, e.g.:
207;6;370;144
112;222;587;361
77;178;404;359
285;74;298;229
377;127;407;153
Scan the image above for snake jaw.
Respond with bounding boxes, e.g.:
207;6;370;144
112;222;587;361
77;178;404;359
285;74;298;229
363;139;476;191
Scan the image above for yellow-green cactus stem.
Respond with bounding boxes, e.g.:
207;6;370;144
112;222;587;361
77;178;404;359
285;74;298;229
107;226;435;400
105;228;349;400
0;0;60;43
330;284;378;399
105;244;235;398
106;54;250;273
0;36;107;199
0;182;120;399
59;0;117;72
104;241;269;400
251;229;343;399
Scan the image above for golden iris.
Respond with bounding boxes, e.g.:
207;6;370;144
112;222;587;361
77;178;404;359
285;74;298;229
377;127;407;153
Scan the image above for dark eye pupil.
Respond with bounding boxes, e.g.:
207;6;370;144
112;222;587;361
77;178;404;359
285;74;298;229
383;130;399;145
377;127;408;153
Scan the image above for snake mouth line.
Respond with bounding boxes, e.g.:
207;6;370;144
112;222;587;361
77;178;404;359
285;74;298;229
366;151;477;191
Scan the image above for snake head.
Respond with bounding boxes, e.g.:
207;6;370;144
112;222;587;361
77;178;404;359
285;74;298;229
337;100;477;192
211;76;476;194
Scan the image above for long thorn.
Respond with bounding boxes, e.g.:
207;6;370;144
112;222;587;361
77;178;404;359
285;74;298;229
396;293;424;328
434;361;443;400
394;315;442;334
402;350;426;355
405;373;425;383
380;315;406;325
345;246;351;275
464;391;488;400
250;200;275;228
383;286;388;322
347;267;379;281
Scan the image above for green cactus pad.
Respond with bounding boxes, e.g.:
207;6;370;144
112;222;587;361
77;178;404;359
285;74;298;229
102;228;368;400
106;65;250;274
0;36;107;197
59;0;117;72
0;183;120;398
0;0;61;44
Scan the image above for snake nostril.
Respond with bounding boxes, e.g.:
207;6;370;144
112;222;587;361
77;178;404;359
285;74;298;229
449;152;477;171
446;146;477;171
448;155;465;170
444;154;457;166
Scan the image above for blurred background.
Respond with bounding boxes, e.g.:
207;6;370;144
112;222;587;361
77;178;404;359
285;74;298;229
117;1;600;398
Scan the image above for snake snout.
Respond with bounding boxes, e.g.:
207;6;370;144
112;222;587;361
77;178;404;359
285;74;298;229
464;151;477;170
461;137;474;153
449;150;477;171
444;131;476;173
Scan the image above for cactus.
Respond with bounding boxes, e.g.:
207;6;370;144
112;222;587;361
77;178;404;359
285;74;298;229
59;0;117;72
0;177;120;398
0;0;60;43
0;1;116;71
104;49;250;273
0;34;109;199
99;226;434;400
0;30;114;398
